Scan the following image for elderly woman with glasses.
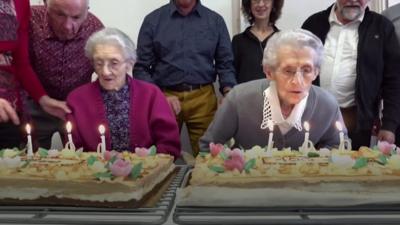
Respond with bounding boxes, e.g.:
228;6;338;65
66;28;180;158
200;29;347;151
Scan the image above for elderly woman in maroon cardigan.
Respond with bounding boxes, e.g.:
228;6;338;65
66;28;181;159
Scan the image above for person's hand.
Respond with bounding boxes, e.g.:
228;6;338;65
166;96;181;115
39;95;71;120
0;98;20;125
377;129;395;144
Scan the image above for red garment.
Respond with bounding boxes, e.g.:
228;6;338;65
0;0;46;113
29;6;104;100
66;77;181;159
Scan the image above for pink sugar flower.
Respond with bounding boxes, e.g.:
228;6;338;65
104;150;122;161
110;159;132;177
377;141;397;156
135;147;150;157
210;142;224;157
223;148;245;172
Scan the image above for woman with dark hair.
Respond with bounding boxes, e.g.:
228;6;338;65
232;0;284;83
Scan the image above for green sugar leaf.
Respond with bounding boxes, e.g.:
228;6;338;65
307;152;320;158
131;162;143;179
149;145;157;156
244;158;256;173
209;165;225;173
353;157;368;169
94;171;113;180
219;151;228;160
376;154;388;165
199;152;208;158
87;155;98;166
38;148;48;158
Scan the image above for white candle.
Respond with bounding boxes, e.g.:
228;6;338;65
303;121;310;149
335;121;345;151
98;125;106;155
66;121;73;145
267;120;274;152
25;124;33;158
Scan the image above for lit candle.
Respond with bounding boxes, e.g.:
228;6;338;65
25;124;33;158
267;120;274;152
98;125;106;155
65;121;75;148
303;121;310;149
336;121;345;151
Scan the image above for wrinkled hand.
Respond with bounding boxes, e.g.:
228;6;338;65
377;129;395;144
0;98;20;125
39;95;71;120
166;96;181;115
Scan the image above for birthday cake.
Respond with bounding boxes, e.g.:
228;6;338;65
0;146;175;208
178;142;400;207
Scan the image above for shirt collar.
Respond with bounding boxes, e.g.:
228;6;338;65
329;3;365;26
262;81;308;132
169;0;204;17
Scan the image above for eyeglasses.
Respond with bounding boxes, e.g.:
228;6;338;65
251;0;273;5
278;66;316;81
93;59;126;72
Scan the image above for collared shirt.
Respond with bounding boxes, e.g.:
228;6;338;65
29;6;103;100
263;81;308;135
133;1;236;91
320;4;364;108
101;83;130;151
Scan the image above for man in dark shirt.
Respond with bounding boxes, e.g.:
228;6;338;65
134;0;236;156
29;0;103;149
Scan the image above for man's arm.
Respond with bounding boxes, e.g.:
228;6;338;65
214;16;237;94
133;18;156;83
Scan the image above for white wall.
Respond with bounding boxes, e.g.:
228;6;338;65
30;0;234;44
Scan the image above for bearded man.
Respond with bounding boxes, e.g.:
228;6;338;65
301;0;400;149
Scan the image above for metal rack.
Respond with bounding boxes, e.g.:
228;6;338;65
173;170;400;225
0;165;188;225
173;205;400;225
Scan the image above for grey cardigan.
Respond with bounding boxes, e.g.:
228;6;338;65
200;79;347;151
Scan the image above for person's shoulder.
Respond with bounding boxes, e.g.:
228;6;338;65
30;5;46;23
143;4;170;21
230;79;267;99
67;82;98;102
310;85;337;105
302;5;331;25
382;4;400;20
86;11;104;29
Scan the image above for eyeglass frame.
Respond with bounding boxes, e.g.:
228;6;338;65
93;59;128;72
276;66;317;81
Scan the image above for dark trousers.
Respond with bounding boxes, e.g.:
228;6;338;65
0;122;23;149
340;106;372;150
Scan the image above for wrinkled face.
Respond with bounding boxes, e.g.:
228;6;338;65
250;0;273;22
93;44;130;91
335;0;369;24
264;46;318;107
46;0;88;40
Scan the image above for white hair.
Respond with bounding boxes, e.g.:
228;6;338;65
85;28;137;64
262;29;324;69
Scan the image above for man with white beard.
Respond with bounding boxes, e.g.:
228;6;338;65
301;0;400;150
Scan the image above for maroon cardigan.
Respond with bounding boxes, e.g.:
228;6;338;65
66;77;181;159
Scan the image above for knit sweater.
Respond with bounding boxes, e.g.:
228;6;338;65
66;77;181;159
200;79;346;150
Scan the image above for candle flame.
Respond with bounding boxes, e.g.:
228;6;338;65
335;121;343;131
303;121;310;131
66;121;72;133
25;124;31;134
98;124;105;134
